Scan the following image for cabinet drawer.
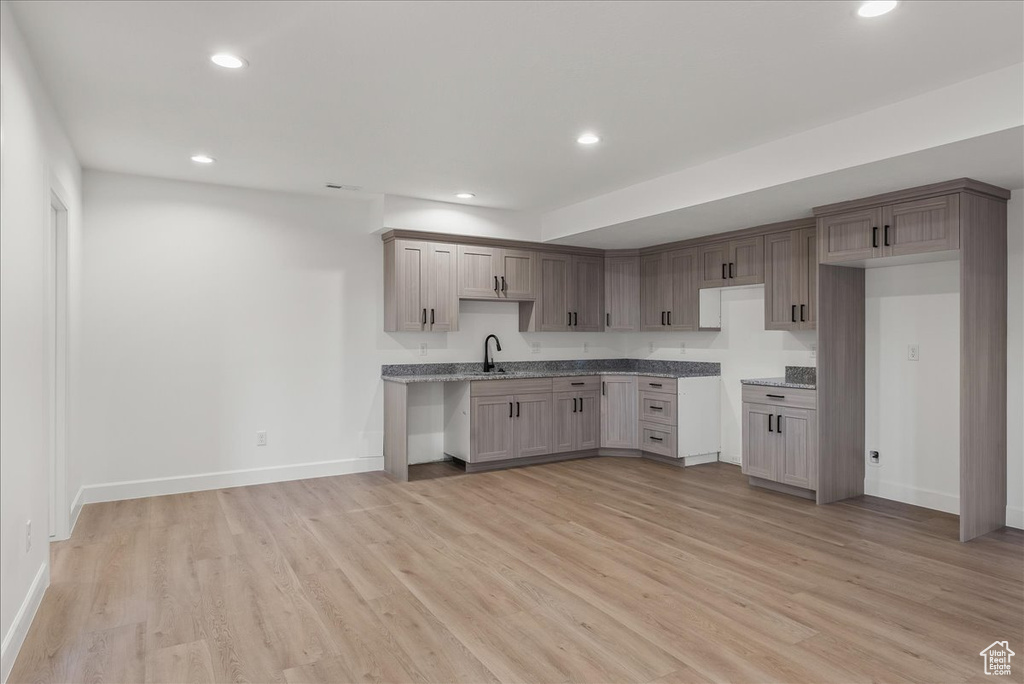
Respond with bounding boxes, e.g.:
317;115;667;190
552;376;600;393
741;385;816;410
640;422;677;458
472;378;553;397
638;376;676;395
640;391;676;426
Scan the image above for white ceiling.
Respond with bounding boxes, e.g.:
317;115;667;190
10;1;1024;212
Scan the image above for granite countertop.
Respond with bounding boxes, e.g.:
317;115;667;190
381;359;721;384
741;365;816;390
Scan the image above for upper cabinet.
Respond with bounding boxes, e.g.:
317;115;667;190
764;227;816;331
457;245;537;300
698;236;764;288
604;255;640;332
533;253;604;332
818;193;960;264
641;248;699;331
384;239;459;332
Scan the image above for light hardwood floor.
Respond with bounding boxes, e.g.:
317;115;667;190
9;459;1023;684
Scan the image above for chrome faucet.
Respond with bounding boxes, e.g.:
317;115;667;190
483;334;502;373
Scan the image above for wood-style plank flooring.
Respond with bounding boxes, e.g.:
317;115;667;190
10;459;1023;683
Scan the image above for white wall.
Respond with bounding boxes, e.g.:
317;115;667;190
1006;192;1023;529
0;2;82;679
622;285;816;465
864;260;961;513
383;194;541;241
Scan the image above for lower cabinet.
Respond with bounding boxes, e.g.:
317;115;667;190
741;391;817;491
600;376;638;449
470;392;553;462
553;390;600;453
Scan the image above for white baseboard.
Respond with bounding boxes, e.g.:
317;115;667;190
1007;505;1023;530
864;479;959;515
683;452;720;467
81;456;384;504
1;562;49;684
67;486;84;538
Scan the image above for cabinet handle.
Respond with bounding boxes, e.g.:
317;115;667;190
430;308;435;325
649;436;663;442
573;397;578;413
791;305;797;323
649;382;663;388
578;397;583;414
884;224;890;247
602;381;606;396
766;394;785;399
768;414;774;432
509;402;513;418
722;263;727;280
872;226;878;248
650;405;663;411
568;312;572;326
606;312;610;327
501;275;507;292
729;262;735;278
667;311;672;326
661;311;666;325
800;304;806;322
516;401;520;417
571;382;585;386
777;414;783;433
494;276;499;292
573;312;578;326
422;308;427;324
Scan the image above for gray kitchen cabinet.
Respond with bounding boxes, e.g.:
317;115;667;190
512;392;553;458
764;228;817;331
741;402;778;481
639;248;698;331
469;394;515;462
384;239;459;332
741;386;817;493
552;387;599;453
604;255;640;331
552;391;577;453
600;376;637;449
778;407;816;490
885;194;960;257
576;390;600;450
698;236;764;288
535;253;605;332
818;207;884;263
458;245;537;300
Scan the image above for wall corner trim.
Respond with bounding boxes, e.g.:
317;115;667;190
1;562;49;684
68;486;85;539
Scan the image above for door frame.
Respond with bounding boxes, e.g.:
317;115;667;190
48;184;71;541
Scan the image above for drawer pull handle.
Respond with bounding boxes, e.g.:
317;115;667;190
571;382;585;386
649;436;663;442
768;414;773;433
649;383;663;388
777;414;783;433
650;406;663;411
766;394;785;399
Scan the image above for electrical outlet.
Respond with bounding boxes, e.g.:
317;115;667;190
810;343;817;359
648;341;655;353
256;430;267;447
26;520;31;551
679;341;686;355
418;342;428;357
908;344;920;361
869;450;880;466
531;342;540;354
582;341;589;354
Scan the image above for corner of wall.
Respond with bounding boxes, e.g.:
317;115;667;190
0;562;49;684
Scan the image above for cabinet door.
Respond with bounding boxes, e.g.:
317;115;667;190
664;248;698;330
778;407;816;490
698;242;730;288
571;255;605;332
458;245;501;298
500;249;537;300
600;376;637;449
764;231;798;331
797;228;817;330
394;240;429;332
741;403;777;480
884;194;960;257
552;392;578;453
575;390;600;451
818;207;883;263
605;256;640;331
513;393;552;459
728;236;764;286
536;253;571;332
470;395;514;462
640;253;669;330
427;243;458;332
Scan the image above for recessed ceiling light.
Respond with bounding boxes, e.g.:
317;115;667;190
190;154;215;164
455;192;475;199
210;53;247;69
576;132;600;145
857;1;898;18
